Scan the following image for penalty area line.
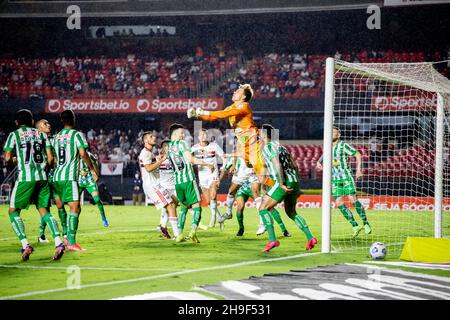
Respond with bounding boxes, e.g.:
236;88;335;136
0;251;322;300
0;265;181;272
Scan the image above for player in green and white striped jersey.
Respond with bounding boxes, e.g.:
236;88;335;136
79;150;109;227
35;118;69;243
258;124;317;253
167;123;214;243
3;109;65;261
52;110;99;251
316;127;372;238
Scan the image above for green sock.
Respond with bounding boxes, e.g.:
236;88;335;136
290;213;313;241
338;204;358;227
270;209;287;233
94;197;106;221
38;216;47;237
236;211;244;230
191;207;202;232
9;211;26;240
178;207;188;231
67;212;79;245
58;208;67;236
42;213;61;238
259;209;276;241
353;201;369;225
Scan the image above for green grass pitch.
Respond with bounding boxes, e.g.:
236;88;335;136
0;204;449;300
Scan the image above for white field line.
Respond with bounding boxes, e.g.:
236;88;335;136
0;252;322;300
0;265;180;272
362;261;450;271
346;263;450;282
0;227;153;241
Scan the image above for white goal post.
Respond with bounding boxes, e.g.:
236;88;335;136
321;57;450;254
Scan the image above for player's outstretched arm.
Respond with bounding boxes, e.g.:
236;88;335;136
192;105;247;122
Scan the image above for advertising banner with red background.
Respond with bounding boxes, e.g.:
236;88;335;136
45;98;224;114
208;194;450;211
371;94;437;112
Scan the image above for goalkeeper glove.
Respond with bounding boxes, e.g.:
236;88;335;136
187;108;197;119
195;108;210;116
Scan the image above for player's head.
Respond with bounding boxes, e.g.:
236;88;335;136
160;139;170;154
198;128;208;143
333;126;341;142
232;84;253;103
35;119;51;134
61;109;76;127
169;123;185;141
15;109;34;127
142;131;157;147
261;123;275;142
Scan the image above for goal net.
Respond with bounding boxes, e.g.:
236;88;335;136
321;58;450;256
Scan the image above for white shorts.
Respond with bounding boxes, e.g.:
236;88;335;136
232;168;258;186
198;172;219;189
160;182;176;198
143;183;173;209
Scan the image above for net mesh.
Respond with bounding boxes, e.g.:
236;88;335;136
330;60;450;255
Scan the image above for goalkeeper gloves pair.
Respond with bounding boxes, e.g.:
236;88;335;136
187;107;209;119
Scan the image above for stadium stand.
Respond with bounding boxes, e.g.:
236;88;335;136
0;54;240;100
1;50;448;101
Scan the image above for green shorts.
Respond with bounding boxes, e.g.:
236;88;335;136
266;180;300;207
175;180;201;207
332;178;356;198
10;181;51;210
79;182;99;197
49;181;61;200
53;180;80;203
236;185;254;202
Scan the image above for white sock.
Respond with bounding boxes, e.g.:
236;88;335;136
226;195;235;214
254;196;262;211
160;208;169;227
54;236;62;247
209;200;217;224
21;238;29;249
259;216;263;225
169;217;180;236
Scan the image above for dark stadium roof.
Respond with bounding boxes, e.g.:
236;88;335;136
0;0;382;18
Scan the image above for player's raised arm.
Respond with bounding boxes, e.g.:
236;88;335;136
195;104;248;122
144;152;166;173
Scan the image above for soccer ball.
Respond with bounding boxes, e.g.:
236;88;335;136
369;242;387;260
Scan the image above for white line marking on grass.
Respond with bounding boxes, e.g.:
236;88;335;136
346;264;450;282
112;291;216;300
362;261;450;271
0;265;180;272
0;251;322;300
0;228;153;241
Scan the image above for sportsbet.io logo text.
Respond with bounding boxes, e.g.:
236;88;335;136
45;98;223;114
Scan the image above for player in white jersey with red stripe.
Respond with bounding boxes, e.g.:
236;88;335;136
138;132;184;242
219;154;270;234
155;139;176;238
191;129;225;229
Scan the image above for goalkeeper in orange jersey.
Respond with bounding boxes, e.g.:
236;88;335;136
187;84;270;191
